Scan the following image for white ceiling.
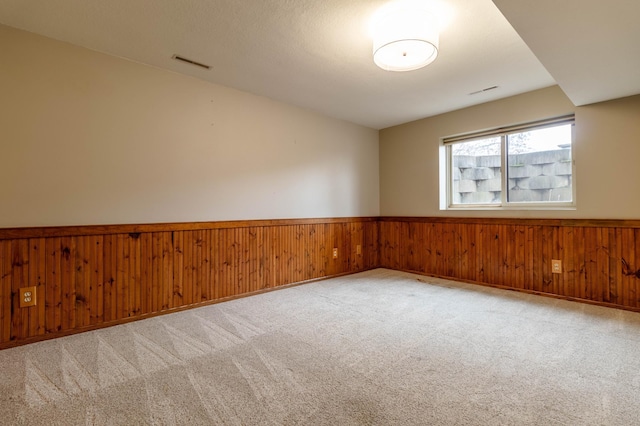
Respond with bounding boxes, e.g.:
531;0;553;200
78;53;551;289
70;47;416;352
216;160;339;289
492;0;640;108
0;0;637;129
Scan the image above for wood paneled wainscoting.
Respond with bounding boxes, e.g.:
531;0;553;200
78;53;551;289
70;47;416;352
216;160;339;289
4;215;640;348
379;217;640;312
0;218;379;348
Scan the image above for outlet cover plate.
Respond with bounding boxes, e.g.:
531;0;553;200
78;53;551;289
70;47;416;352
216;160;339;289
20;286;37;308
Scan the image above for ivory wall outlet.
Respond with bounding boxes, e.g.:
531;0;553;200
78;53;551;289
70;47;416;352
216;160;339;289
333;248;338;259
20;286;37;308
551;259;562;274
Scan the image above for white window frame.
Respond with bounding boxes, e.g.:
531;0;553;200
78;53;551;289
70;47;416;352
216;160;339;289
442;115;576;210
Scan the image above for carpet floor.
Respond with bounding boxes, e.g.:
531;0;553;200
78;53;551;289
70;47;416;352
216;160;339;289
1;268;640;425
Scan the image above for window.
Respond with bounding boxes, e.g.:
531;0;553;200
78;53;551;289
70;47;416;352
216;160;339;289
444;115;575;209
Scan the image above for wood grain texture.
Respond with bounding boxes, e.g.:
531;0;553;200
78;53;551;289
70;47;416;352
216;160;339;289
6;215;640;349
1;241;11;342
0;218;378;348
379;219;640;312
0;217;378;240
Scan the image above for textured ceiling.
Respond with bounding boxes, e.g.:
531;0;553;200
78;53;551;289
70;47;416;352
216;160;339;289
0;1;636;129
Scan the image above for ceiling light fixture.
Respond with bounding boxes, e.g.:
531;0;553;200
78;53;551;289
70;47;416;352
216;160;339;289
372;1;440;72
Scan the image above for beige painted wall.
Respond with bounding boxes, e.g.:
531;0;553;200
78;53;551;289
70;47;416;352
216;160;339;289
0;25;379;227
380;85;640;219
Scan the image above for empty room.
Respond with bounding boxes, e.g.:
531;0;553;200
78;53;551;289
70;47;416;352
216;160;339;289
1;0;640;424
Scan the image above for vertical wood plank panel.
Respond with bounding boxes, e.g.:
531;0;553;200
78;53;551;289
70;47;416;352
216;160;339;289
74;236;89;327
221;229;229;299
184;230;194;306
1;241;11;343
434;223;443;276
173;231;184;307
93;236;104;325
474;224;482;283
319;224;327;278
292;226;301;284
485;224;495;286
29;238;46;336
531;226;542;292
82;235;92;326
248;227;256;292
597;228;610;303
234;227;242;295
548;226;558;294
151;232;162;313
230;228;237;295
140;233;151;315
497;225;505;286
244;227;249;292
239;228;245;293
211;229;220;300
562;227;574;298
552;226;561;296
44;238;62;334
524;226;534;291
575;227;587;301
60;237;75;331
610;228;625;304
11;239;29;341
460;223;468;280
609;228;620;305
162;232;173;310
119;234;130;319
620;229;631;308
304;224;311;279
466;224;476;282
353;222;364;272
286;225;293;284
513;226;524;289
369;221;380;269
130;234;142;317
585;228;598;302
268;226;277;288
319;223;326;277
257;227;265;291
103;235;117;322
197;230;209;303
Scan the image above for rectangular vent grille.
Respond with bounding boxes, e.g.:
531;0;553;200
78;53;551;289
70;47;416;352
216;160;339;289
172;55;211;70
469;85;498;95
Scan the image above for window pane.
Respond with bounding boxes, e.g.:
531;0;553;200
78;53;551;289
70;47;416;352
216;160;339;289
451;137;501;204
507;124;572;203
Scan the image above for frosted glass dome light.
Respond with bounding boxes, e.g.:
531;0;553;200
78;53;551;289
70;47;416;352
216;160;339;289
372;4;439;72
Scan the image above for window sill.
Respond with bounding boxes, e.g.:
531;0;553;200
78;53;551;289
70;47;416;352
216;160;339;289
445;204;576;211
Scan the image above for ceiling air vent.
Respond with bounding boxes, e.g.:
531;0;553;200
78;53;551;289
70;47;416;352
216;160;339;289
469;85;498;95
172;55;211;70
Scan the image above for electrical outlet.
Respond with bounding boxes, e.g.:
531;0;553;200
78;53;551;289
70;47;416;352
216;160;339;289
356;244;362;255
333;248;338;259
551;259;562;274
20;286;37;308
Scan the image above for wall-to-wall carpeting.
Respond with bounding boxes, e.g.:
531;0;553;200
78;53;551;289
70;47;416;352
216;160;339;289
1;269;639;425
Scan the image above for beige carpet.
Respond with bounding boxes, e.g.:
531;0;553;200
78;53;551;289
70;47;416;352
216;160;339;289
1;268;640;425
